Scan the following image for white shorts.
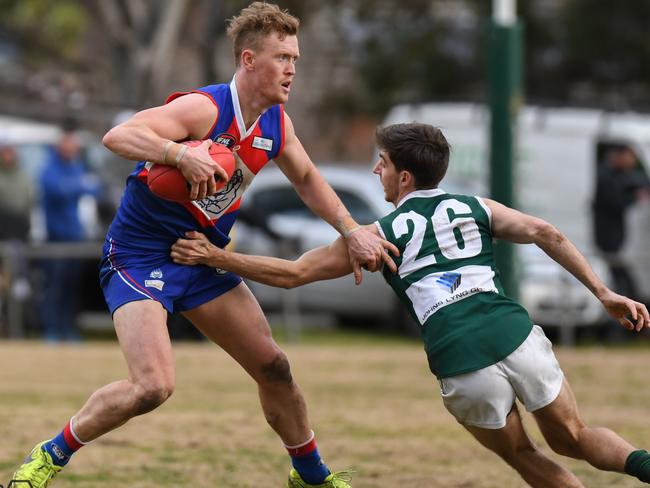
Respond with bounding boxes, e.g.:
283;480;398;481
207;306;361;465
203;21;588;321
439;325;564;429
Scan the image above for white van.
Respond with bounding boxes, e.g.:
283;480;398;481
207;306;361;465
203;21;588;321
382;103;650;337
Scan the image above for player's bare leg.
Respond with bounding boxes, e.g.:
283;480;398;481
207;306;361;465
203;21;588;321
183;282;310;445
183;282;350;486
533;379;635;471
465;404;584;488
73;300;176;440
11;299;176;487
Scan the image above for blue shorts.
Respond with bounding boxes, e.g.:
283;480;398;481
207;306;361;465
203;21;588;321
99;237;241;315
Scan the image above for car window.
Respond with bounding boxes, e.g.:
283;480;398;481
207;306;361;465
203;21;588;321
250;186;378;224
252;187;315;219
337;189;378;224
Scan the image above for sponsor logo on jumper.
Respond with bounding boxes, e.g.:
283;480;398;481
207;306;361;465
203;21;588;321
150;269;163;279
145;279;165;291
215;133;237;148
252;136;273;151
214;267;228;275
436;272;462;293
421;286;490;323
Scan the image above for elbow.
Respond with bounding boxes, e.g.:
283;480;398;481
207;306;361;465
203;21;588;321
103;122;136;153
102;126;122;152
279;263;310;289
279;278;299;290
533;220;565;247
277;274;301;289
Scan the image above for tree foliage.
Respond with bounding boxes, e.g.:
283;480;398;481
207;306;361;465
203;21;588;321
563;0;650;99
1;0;650;128
0;0;87;62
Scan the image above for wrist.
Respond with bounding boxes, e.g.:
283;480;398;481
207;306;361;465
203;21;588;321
594;285;610;301
210;247;223;266
342;225;361;239
162;140;174;164
337;214;359;239
161;141;188;167
175;144;188;166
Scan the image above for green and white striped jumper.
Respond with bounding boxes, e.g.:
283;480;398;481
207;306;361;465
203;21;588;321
375;188;533;379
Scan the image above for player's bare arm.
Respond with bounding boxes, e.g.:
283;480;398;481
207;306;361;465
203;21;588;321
485;197;649;331
171;231;352;288
274;112;397;282
171;226;399;287
102;93;229;199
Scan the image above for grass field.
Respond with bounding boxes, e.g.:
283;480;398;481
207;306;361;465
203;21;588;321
1;333;649;488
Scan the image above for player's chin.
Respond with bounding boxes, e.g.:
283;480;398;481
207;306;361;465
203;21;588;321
274;90;290;103
272;94;289;105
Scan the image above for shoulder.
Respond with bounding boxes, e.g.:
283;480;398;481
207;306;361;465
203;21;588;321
441;192;490;210
166;83;229;105
280;110;294;135
163;86;224;123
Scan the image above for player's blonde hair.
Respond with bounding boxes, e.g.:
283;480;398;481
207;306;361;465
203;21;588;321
227;2;299;66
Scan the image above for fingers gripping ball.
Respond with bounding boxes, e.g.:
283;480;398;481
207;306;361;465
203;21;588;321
147;141;236;202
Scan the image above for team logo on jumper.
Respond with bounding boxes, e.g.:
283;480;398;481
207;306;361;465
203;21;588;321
214;133;237;148
145;269;165;291
252;136;273;151
196;168;244;218
436;272;462;293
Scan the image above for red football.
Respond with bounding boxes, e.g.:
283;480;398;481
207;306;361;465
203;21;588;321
147;141;236;202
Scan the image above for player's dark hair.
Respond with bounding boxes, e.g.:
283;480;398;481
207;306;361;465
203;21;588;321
376;123;450;189
227;2;299;66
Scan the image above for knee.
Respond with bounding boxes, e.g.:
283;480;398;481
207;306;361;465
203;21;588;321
131;377;175;416
259;353;293;386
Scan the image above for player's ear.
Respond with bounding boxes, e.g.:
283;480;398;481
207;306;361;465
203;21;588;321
400;170;411;186
242;49;256;70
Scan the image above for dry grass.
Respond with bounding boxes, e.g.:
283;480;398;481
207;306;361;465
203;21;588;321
1;337;649;487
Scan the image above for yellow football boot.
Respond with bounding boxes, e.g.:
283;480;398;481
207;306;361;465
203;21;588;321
10;441;62;488
287;468;353;487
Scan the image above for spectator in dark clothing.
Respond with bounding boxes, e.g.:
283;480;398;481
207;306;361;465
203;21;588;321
593;146;650;300
39;130;101;341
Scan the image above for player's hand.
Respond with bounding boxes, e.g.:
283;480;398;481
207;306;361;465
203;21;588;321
346;227;399;285
599;289;650;332
177;140;228;200
171;231;220;266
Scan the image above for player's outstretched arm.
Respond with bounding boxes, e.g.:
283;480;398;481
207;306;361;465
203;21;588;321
484;198;649;331
171;231;354;288
274;113;397;282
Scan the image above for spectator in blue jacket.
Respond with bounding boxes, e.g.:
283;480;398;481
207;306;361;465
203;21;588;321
39;126;101;341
